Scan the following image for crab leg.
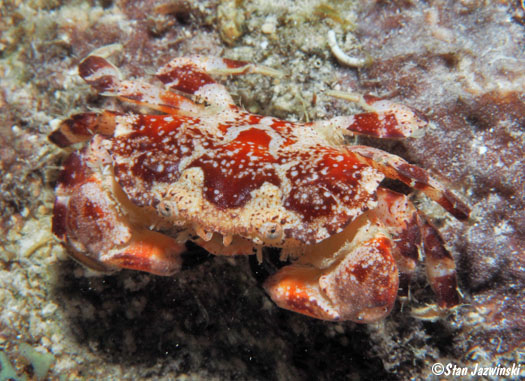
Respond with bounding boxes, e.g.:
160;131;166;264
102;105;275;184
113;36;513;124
316;92;428;139
78;55;202;115
369;188;460;307
420;216;460;307
369;188;421;299
52;137;186;276
115;80;204;115
49;110;119;148
156;55;281;107
350;145;470;220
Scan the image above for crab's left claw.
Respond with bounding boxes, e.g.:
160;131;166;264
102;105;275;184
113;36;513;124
264;220;399;323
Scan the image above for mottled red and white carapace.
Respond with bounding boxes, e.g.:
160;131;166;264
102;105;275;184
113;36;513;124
49;55;470;323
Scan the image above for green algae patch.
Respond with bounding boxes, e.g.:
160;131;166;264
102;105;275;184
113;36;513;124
0;350;26;381
18;344;54;381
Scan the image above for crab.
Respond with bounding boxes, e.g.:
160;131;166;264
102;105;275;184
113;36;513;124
49;55;470;323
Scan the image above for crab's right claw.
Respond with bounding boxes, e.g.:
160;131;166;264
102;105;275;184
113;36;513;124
52;139;185;276
264;225;398;323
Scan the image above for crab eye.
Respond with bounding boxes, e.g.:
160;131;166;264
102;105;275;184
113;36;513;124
158;201;176;217
259;222;283;243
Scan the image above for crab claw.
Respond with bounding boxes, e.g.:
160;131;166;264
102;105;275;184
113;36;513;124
264;219;398;323
52;137;186;276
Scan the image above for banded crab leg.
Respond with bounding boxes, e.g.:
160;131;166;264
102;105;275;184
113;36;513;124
315;92;428;139
419;216;460;308
350;145;470;220
78;55;203;115
369;188;460;308
156;55;282;107
369;188;420;301
52;135;186;275
49;110;120;148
